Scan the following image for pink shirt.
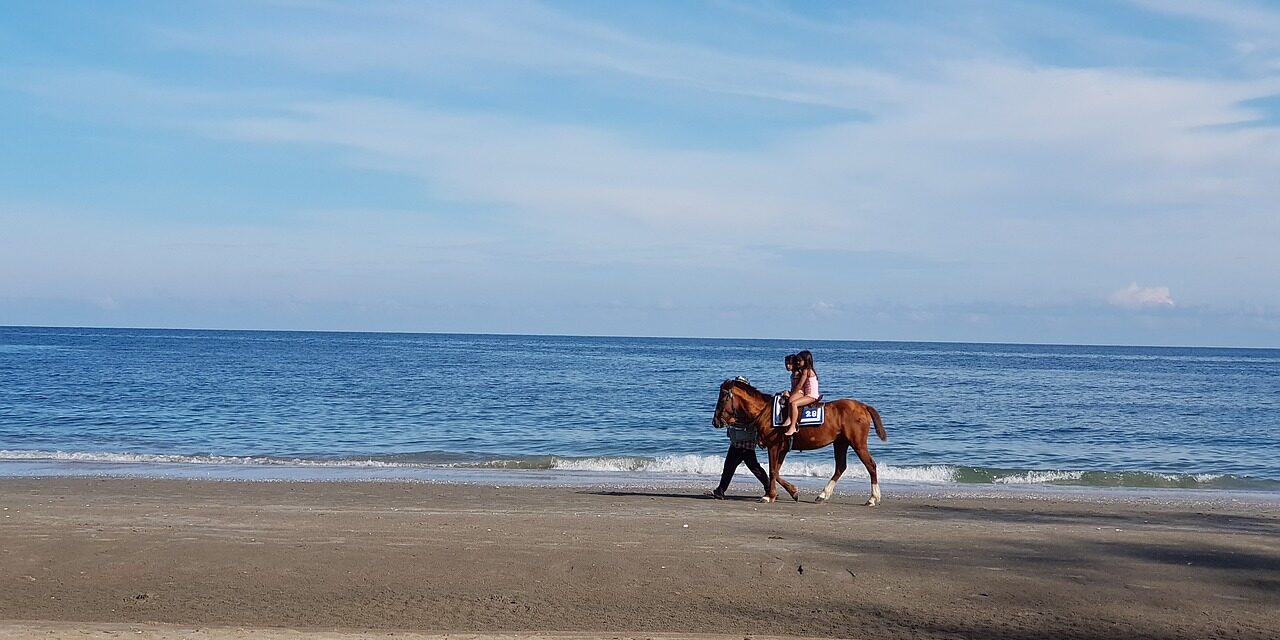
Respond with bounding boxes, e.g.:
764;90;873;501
800;372;819;399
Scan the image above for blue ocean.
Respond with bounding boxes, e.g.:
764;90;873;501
2;326;1278;493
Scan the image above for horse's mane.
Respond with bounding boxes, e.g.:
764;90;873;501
728;377;768;398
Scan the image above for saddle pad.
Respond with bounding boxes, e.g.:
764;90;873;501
772;394;824;427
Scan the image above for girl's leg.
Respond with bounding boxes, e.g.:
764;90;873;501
777;390;802;426
783;394;817;436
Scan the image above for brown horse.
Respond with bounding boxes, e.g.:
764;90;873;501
712;378;887;504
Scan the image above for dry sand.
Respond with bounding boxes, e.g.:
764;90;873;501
1;478;1277;639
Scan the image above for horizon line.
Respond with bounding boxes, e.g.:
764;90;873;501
2;324;1275;352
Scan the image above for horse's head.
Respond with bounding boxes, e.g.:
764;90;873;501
712;376;753;428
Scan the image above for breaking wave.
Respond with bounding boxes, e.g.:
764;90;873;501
2;449;1276;491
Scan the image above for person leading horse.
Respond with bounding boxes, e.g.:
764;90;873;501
712;376;887;504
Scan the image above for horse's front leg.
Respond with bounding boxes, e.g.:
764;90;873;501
775;474;800;502
761;447;787;503
816;439;849;503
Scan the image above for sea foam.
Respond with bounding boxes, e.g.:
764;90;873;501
2;449;1273;491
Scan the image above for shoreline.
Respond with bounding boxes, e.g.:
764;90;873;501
1;460;1278;507
3;477;1278;639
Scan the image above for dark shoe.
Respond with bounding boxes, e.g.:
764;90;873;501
705;489;726;500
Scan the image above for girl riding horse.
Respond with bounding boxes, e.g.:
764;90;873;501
781;350;819;436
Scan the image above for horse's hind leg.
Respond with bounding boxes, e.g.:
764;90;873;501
854;445;881;506
816;439;848;503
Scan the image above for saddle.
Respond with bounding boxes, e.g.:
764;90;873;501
772;394;825;427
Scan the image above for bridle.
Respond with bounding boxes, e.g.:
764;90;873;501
714;378;770;428
713;382;737;428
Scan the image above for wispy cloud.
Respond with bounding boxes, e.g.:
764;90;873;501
153;1;907;111
13;5;1280;302
1127;0;1280;72
1128;0;1280;34
1110;284;1176;309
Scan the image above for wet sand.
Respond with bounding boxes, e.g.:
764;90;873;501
1;478;1277;639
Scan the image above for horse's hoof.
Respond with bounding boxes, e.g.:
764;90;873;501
789;492;800;502
814;494;825;503
864;498;879;507
759;495;776;503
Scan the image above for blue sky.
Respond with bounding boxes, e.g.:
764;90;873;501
2;1;1279;347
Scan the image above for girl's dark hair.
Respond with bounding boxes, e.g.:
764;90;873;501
784;353;796;367
796;350;815;372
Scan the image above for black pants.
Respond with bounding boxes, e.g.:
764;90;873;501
716;444;770;494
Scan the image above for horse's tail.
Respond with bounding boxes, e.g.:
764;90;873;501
867;404;886;441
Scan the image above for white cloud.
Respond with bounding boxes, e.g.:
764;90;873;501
1109;284;1176;309
14;46;1280;311
194;61;1280;295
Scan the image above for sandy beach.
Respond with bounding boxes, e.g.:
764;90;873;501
1;478;1277;639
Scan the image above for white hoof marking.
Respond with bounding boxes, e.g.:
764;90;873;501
819;480;837;502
